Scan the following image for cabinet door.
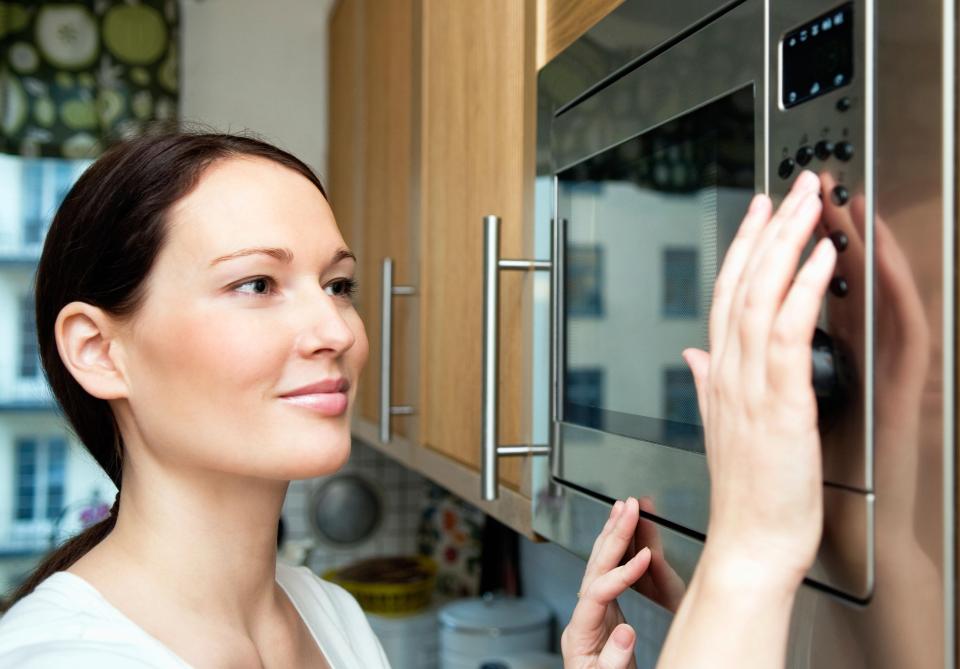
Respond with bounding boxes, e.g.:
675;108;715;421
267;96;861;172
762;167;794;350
418;0;537;493
330;0;417;441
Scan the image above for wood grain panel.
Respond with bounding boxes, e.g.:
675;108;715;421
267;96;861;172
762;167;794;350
536;0;622;69
328;0;362;252
419;0;537;491
358;0;416;437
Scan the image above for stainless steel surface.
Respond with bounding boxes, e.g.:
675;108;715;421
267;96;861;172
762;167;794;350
481;215;552;501
497;445;551;457
532;0;955;665
482;216;501;501
379;258;415;444
309;474;383;546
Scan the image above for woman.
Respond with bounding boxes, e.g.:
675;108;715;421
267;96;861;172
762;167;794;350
0;133;832;668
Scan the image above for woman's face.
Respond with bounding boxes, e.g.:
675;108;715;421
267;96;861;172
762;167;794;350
112;156;368;480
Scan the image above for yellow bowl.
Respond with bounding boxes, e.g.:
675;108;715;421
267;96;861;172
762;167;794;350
323;556;437;616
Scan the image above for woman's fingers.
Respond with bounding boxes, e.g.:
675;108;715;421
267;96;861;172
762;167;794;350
581;498;639;589
584;500;624;579
596;624;637;669
737;183;824;372
568;548;652;641
767;238;837;396
709;194;771;358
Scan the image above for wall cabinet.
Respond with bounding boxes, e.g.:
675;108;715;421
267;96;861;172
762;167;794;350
328;0;619;536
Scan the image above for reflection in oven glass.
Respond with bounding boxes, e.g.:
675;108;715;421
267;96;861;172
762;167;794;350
559;85;754;454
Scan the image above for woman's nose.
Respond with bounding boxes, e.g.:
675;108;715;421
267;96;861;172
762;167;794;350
294;290;357;358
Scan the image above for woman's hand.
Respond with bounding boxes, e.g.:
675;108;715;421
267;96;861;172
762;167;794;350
682;170;835;589
561;497;651;669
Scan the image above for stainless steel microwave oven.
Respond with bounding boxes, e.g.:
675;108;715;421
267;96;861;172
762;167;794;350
494;0;956;666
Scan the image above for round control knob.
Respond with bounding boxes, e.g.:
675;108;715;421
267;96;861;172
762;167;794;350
834;141;854;162
829;276;849;297
836;97;852;112
795;145;815;166
812;327;840;399
815;140;835;160
831;185;850;206
812;327;849;433
778;157;795;179
829;231;849;252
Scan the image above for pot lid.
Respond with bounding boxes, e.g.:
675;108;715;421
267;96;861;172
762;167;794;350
439;596;551;634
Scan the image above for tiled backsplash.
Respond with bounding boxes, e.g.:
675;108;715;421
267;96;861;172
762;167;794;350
281;439;429;575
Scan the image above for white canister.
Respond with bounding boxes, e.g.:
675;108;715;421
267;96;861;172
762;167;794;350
366;607;439;669
438;597;552;669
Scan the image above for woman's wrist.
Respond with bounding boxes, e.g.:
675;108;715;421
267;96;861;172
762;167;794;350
697;543;806;605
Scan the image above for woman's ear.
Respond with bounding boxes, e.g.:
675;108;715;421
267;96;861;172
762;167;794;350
54;301;129;400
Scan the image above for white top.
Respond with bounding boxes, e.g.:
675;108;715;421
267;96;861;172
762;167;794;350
0;562;391;668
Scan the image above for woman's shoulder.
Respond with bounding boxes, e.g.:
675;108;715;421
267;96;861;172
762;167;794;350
1;572;106;639
0;572;187;668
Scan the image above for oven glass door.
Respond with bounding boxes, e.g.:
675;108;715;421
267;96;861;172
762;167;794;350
549;0;765;534
559;86;755;456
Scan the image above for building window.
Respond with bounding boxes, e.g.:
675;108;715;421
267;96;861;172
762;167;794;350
21;160;45;246
662;248;699;318
20;159;78;246
18;294;39;378
14;436;68;523
663;366;699;424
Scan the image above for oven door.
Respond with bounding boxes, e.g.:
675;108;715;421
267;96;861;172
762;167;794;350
535;0;872;603
550;0;765;540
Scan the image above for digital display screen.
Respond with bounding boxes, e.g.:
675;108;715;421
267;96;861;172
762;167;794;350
781;3;853;109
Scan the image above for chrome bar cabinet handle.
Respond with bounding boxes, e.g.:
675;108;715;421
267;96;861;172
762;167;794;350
481;215;551;502
380;258;415;443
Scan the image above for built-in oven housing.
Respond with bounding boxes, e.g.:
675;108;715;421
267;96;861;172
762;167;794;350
531;0;954;666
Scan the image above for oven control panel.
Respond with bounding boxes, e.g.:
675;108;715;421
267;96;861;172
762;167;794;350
769;0;870;490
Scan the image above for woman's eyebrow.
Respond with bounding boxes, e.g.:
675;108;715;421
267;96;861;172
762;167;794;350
210;247;293;266
209;247;356;266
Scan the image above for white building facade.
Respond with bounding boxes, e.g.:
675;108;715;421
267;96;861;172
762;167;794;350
0;154;115;595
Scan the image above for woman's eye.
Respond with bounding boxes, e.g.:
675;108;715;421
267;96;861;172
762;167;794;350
233;276;275;296
325;278;358;300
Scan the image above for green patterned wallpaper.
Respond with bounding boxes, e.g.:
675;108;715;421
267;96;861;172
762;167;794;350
0;0;179;158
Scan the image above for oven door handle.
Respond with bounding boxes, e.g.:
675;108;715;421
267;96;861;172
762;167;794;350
380;258;416;444
481;215;551;501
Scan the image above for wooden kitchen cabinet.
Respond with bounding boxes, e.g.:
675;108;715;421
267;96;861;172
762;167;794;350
329;0;417;441
328;0;616;536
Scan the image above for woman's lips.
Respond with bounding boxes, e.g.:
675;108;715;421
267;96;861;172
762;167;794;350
279;392;348;416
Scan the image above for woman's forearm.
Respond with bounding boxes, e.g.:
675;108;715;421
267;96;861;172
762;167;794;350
656;552;801;669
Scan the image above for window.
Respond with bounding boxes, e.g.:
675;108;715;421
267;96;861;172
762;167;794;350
21;160;45;245
18;294;39;378
19;159;79;246
662;248;699;318
14;436;68;523
663;366;700;427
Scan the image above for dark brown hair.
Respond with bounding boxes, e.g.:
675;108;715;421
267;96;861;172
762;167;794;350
4;131;326;608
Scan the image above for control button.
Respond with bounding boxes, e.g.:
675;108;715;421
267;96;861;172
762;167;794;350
836;96;852;112
834;141;854;161
815;140;835;160
831;185;850;206
778;157;796;179
829;277;849;297
796;145;815;166
829;231;849;252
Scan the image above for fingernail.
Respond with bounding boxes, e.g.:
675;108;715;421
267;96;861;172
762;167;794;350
611;500;623;517
797;170;818;190
613;625;634;650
